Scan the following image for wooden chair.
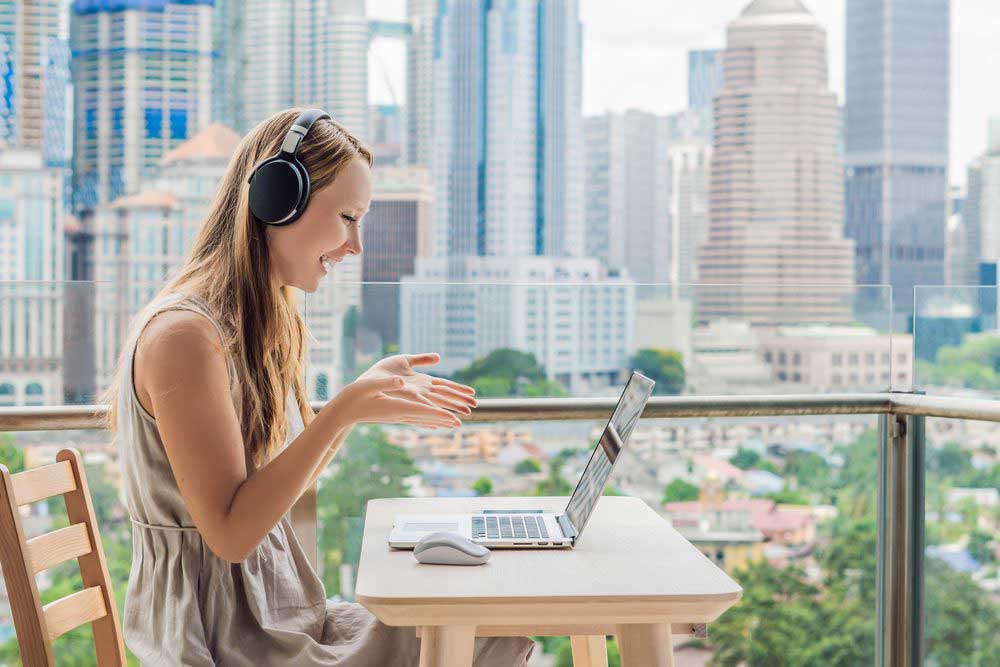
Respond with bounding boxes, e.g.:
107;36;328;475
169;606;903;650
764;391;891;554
0;448;127;666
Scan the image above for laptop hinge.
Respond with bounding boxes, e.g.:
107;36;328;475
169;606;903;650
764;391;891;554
557;514;578;542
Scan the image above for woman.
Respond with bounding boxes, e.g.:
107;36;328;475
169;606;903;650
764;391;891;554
102;109;535;665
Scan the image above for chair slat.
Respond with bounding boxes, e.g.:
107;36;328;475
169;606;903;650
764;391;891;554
11;460;76;506
27;522;93;575
43;586;108;642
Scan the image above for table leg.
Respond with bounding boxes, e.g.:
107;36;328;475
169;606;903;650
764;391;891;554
615;623;674;667
418;625;476;667
570;635;609;667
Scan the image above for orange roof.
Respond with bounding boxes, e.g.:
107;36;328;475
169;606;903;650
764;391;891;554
109;190;180;210
162;124;241;165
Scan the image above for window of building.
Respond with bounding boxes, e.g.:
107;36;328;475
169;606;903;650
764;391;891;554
145;108;163;138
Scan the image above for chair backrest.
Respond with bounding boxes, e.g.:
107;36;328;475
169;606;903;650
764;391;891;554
0;447;127;666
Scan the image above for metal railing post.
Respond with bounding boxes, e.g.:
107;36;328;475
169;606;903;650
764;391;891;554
877;409;926;667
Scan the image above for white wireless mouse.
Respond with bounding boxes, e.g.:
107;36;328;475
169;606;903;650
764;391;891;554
413;532;491;566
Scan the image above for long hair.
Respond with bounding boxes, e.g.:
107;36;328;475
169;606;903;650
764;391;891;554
101;108;373;471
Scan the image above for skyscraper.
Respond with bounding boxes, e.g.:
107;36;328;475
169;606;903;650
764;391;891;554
585;109;711;285
402;0;633;391
237;0;369;139
0;147;66;406
405;0;435;169
697;0;854;327
962;121;1000;285
361;166;432;345
688;49;723;112
70;0;216;209
845;0;950;326
0;0;70;165
427;0;584;259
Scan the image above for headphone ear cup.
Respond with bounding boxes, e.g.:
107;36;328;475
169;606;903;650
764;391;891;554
248;158;303;224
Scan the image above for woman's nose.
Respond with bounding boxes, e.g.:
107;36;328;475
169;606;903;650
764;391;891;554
344;226;363;255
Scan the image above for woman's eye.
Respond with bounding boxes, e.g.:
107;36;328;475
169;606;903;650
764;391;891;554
342;215;356;224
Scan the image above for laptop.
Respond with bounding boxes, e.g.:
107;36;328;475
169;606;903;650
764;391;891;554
388;371;656;549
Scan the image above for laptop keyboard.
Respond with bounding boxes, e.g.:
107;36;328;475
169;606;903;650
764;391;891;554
472;515;550;540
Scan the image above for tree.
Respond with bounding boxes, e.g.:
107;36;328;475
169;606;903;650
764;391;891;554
471;376;511;398
708;560;874;666
929;442;973;478
662;478;700;504
514;458;542;474
925;558;1000;665
0;432;25;473
454;349;545;389
472;476;493;497
968;529;997;564
534;458;573;496
729;447;760;470
765;489;809;505
784;450;830;491
629;349;685;395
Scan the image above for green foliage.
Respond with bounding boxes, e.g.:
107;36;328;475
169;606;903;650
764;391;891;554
317;426;418;598
472;476;493;497
533;458;573;496
471;376;512;397
968;529;997;564
708;560;874;666
929;441;974;478
784;450;831;491
0;432;25;473
514;458;542;474
925;558;1000;665
765;489;809;505
729;447;760;470
662;478;700;504
629;348;685;395
918;335;1000;390
453;348;569;397
755;459;781;475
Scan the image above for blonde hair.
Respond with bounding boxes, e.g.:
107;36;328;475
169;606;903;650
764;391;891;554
101;108;373;471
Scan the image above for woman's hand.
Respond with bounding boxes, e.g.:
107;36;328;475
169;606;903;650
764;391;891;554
333;376;463;429
356;352;477;417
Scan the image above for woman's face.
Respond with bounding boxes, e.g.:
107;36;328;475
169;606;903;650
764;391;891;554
265;157;372;293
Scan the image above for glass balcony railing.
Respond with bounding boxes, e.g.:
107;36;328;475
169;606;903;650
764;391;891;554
913;286;1000;667
2;280;999;665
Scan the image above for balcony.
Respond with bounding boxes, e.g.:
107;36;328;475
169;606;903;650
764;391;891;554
2;282;1000;665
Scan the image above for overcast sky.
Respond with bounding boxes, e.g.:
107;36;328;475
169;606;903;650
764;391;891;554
367;0;1000;188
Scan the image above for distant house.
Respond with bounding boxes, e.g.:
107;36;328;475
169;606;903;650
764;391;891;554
665;498;816;546
927;545;981;573
497;442;549;467
742;469;785;496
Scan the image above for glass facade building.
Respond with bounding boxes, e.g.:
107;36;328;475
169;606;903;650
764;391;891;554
70;0;216;209
687;48;723;112
845;0;950;327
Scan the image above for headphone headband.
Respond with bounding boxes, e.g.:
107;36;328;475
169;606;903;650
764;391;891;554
247;108;333;226
277;109;331;158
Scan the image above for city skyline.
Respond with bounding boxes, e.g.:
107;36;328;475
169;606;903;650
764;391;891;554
367;0;999;187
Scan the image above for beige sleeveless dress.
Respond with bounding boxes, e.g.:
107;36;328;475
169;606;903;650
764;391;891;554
117;292;534;666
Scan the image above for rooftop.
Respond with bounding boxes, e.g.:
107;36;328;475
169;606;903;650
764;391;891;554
162;124;241;165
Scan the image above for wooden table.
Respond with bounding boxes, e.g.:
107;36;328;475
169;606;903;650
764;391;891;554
355;496;742;667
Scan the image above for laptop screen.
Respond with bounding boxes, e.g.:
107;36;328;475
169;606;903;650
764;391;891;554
563;371;655;538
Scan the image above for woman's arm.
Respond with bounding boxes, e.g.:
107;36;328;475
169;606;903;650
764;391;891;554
136;311;355;563
300;423;351;497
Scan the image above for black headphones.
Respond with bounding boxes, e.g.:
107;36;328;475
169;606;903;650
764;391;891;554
247;108;331;226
